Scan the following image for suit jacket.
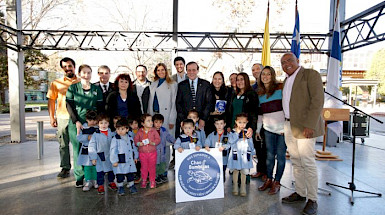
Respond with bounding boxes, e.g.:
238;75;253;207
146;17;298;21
94;81;115;105
171;73;187;83
176;78;213;122
142;80;178;135
284;67;324;139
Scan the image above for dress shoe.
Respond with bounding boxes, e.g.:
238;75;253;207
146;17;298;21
282;192;306;204
258;178;273;191
251;172;263;178
57;169;70;178
268;181;281;195
261;174;267;182
302;200;317;215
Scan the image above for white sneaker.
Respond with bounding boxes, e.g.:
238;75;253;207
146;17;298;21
92;180;98;189
82;181;91;192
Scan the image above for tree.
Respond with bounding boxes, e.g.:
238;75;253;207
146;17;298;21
366;49;385;95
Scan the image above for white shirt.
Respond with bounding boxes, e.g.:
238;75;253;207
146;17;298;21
282;66;301;119
177;73;187;83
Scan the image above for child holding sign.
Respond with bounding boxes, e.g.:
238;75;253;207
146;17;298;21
134;114;161;189
227;113;255;197
174;119;202;152
204;116;230;182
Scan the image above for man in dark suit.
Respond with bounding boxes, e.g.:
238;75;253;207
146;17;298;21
94;65;114;106
176;61;213;137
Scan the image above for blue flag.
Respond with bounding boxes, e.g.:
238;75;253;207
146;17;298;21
291;9;300;59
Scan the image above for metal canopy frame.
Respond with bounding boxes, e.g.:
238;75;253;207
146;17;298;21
1;2;384;54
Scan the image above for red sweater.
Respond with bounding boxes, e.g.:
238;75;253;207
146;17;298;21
134;127;161;153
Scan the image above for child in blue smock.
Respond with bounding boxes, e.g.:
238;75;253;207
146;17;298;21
153;114;175;184
89;114;116;195
77;110;99;192
110;118;138;196
227;113;255;197
174;119;202;153
128;117;141;184
204;116;230;182
187;109;206;144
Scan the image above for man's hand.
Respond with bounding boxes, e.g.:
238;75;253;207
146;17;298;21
50;118;57;127
303;127;315;138
255;132;261;141
198;119;205;130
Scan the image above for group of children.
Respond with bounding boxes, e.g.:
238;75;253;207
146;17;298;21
76;108;255;197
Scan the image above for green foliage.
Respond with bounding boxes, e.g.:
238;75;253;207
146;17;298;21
366;49;385;95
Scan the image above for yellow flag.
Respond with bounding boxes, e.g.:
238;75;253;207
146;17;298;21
262;3;271;67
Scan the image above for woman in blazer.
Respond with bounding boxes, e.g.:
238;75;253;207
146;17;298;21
142;63;177;136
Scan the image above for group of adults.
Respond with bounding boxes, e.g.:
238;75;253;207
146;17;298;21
47;52;324;215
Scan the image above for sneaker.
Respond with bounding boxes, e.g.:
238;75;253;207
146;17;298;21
108;182;118;191
134;177;142;184
282;192;306;204
141;181;147;189
160;175;168;183
82;181;92;192
118;187;125;196
302;200;318;215
98;185;105;195
129;185;138;194
93;180;98;189
75;180;83;188
150;181;156;189
57;169;70;178
155;176;163;184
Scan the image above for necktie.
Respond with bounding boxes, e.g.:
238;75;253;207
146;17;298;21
103;85;107;93
191;80;196;107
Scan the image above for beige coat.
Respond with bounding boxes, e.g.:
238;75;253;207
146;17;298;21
285;67;325;139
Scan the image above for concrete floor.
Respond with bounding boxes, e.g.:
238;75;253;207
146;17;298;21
1;133;385;215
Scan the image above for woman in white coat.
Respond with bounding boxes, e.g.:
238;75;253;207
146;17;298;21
142;63;177;136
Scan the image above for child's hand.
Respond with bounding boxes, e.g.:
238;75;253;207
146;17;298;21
219;146;224;152
113;162;118;167
150;142;156;146
205;146;210;151
246;128;253;138
195;146;201;151
227;127;231;133
178;147;184;153
88;135;92;141
92;160;97;166
138;142;144;147
134;159;138;163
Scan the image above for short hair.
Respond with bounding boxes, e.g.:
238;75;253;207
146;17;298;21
78;64;92;74
182;119;194;128
97;113;110;122
98;65;110;73
187;109;199;117
236;72;252;94
85;110;98;121
174;56;185;65
113;116;122;121
115;118;129;129
60;57;75;68
152;113;164;122
213;115;225;123
186;61;199;71
252;63;263;70
140;113;152;124
114;73;133;92
136;64;147;72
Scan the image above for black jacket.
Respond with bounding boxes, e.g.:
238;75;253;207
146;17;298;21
94;81;115;111
176;78;213;122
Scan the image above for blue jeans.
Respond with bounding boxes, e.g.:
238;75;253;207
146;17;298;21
265;130;286;181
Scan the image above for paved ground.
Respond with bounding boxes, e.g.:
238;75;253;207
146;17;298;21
0;109;384;215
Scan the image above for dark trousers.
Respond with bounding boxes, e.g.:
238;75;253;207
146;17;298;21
116;173;135;183
97;171;115;186
135;161;141;178
254;127;267;174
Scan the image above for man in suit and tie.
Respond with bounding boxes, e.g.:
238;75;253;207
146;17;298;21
172;56;188;83
95;65;114;106
176;61;213;137
280;52;324;215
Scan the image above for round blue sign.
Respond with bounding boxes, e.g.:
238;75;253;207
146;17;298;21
178;152;220;197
